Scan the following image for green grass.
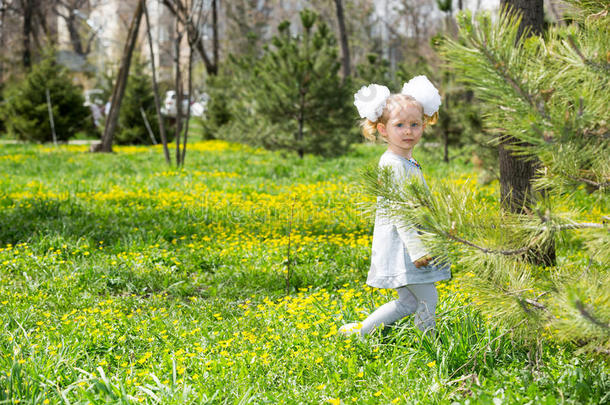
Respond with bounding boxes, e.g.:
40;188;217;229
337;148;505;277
0;141;607;404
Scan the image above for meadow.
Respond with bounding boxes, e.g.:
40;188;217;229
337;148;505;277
0;141;607;404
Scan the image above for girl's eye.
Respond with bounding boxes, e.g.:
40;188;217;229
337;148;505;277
397;123;403;128
411;123;419;127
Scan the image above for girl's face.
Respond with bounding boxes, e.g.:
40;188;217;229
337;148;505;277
377;104;425;159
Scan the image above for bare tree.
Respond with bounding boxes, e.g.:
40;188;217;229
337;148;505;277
143;0;170;164
162;0;218;75
21;0;34;68
1;0;56;69
180;40;193;165
162;0;205;166
0;0;7;83
173;21;184;164
334;0;350;78
96;0;144;152
52;0;99;57
211;0;217;68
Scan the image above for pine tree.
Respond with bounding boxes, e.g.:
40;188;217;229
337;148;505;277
231;9;356;158
1;52;92;142
355;53;392;87
367;1;609;354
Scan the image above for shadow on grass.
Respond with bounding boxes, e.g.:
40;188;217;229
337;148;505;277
0;197;367;300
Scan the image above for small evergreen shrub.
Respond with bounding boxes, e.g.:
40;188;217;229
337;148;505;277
226;9;357;158
1;53;92;142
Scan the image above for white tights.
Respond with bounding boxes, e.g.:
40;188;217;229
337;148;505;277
359;283;438;336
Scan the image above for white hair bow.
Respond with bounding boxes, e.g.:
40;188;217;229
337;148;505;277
354;84;390;122
401;75;441;116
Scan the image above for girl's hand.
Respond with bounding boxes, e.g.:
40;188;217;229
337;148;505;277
414;255;432;268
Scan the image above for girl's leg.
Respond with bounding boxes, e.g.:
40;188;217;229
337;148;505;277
406;283;438;334
357;286;418;335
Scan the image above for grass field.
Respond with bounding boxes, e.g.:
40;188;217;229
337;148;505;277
0;141;607;404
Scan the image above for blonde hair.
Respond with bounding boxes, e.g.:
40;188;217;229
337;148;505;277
360;94;438;142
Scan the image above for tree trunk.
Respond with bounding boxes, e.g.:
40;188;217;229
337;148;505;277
174;24;183;165
99;0;144;153
442;93;450;163
143;1;171;164
498;142;536;212
498;0;544;210
334;0;350;79
212;0;218;69
65;13;85;56
500;0;544;39
22;0;33;68
180;44;193;166
162;0;217;75
0;3;6;83
499;0;555;266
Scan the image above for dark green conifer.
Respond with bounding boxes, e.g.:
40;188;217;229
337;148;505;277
1;52;92;142
231;9;356;157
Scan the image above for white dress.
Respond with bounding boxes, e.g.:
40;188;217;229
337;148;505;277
366;150;452;289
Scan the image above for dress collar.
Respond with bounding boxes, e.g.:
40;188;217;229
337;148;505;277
385;150;422;170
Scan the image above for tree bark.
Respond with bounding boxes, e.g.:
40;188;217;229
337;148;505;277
334;0;350;79
500;0;544;39
498;142;536;212
499;0;555;266
52;0;93;56
0;2;6;83
143;0;170;164
174;23;183;165
65;13;85;55
498;0;544;211
98;0;144;153
22;0;33;68
212;0;218;69
180;44;193;166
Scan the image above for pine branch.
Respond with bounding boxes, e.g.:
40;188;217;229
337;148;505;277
566;35;610;74
553;222;605;230
565;173;610;190
477;46;549;121
443;231;529;256
575;300;610;331
523;298;547;310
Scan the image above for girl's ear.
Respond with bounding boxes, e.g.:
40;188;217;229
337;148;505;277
376;122;387;137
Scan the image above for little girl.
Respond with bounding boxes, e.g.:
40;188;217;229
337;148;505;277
340;76;451;337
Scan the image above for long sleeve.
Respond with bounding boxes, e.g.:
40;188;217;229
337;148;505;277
381;156;429;262
396;226;428;262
